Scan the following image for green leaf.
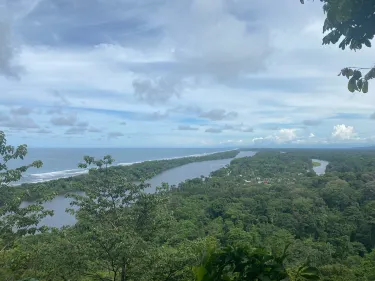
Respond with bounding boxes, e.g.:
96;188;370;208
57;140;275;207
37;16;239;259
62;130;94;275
348;79;356;92
192;266;207;281
299;266;320;280
352;70;362;80
362;80;369;93
364;39;371;48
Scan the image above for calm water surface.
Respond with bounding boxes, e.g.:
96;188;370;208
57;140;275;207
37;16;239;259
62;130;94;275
33;151;255;228
312;159;329;175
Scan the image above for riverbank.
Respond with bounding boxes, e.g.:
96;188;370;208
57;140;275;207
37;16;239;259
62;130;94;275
24;151;255;228
18;149;241;201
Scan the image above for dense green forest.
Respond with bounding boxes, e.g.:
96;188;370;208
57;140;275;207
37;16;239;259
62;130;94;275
1;132;375;280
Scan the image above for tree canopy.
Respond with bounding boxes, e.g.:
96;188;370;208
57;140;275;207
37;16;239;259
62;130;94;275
302;0;375;93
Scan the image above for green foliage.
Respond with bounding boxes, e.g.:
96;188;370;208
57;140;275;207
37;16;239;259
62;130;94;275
312;162;321;167
301;0;375;92
193;245;289;281
0;131;50;250
4;143;375;280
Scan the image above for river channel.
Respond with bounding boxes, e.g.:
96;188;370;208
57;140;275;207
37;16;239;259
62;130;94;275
32;151;256;228
312;159;329;175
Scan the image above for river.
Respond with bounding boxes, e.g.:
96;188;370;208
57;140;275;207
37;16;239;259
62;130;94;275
33;151;256;228
312;159;329;175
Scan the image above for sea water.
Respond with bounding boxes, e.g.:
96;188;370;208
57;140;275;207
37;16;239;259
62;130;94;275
9;148;235;184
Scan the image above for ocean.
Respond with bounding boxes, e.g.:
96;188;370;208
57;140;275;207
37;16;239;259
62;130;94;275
21;150;256;228
11;148;235;184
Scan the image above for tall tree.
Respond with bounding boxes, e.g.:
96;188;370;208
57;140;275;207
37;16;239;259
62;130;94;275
0;131;51;251
68;155;175;281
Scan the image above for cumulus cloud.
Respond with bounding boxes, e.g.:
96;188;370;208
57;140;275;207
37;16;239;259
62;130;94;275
130;0;271;103
108;132;125;139
220;139;243;145
251;128;299;145
205;128;222;133
178;125;199;131
0;116;39;129
331;124;356;140
275;129;298;143
65;127;87;135
50;114;77;126
133;77;182;104
303;119;321;126
11;106;33;115
200;109;238;121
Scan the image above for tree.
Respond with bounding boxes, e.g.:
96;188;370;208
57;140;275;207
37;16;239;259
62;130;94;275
301;0;375;92
68;155;174;281
0;131;51;252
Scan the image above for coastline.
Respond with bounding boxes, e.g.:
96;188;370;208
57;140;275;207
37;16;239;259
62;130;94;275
17;148;240;185
17;149;241;201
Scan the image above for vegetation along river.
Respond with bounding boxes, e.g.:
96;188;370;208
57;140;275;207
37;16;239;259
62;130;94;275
31;151;256;228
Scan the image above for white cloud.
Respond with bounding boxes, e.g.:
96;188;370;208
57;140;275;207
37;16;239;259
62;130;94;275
275;129;298;143
0;0;373;147
220;139;243;145
309;133;315;138
331;124;356;140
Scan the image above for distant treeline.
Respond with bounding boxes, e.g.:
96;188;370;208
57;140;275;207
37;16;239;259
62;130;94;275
17;149;240;201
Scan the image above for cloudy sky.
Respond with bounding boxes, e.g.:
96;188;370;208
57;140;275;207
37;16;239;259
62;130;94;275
0;0;374;148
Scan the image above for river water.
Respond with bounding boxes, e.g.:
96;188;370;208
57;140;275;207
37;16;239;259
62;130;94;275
312;159;329;175
34;151;255;228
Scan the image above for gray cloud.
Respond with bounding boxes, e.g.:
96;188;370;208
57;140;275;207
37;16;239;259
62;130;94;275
120;121;127;126
65;126;87;135
50;114;77;126
36;128;52;134
0;19;22;78
0;117;39;129
0;113;10;122
140;111;169;121
18;0;163;48
46;91;72;115
11;106;33;116
88;127;102;133
108;132;125;139
169;105;202;115
199;109;238;121
133;77;182;104
76;121;89;128
127;0;271;103
242;127;254;133
303;119;321;126
178;125;199;131
205;128;222;133
265;126;280;131
370;113;375;120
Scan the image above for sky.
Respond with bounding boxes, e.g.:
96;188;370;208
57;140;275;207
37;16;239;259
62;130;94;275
0;0;374;148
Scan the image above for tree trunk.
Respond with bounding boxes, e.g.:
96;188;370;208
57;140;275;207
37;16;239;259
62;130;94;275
121;260;126;281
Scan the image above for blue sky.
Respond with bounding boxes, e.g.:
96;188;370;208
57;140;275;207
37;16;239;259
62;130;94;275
0;0;374;147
